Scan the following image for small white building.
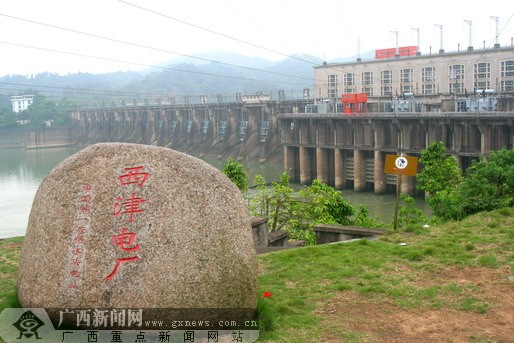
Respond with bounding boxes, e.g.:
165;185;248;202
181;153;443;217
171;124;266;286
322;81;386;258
11;95;34;113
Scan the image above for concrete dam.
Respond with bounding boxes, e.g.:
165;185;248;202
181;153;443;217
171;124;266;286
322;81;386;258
69;98;313;163
59;98;513;194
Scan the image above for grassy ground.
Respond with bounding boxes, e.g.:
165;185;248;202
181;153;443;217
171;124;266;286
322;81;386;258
1;208;513;342
0;237;22;312
256;207;513;342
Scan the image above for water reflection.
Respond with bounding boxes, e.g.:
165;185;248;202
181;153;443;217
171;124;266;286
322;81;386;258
0;147;82;238
0;146;428;238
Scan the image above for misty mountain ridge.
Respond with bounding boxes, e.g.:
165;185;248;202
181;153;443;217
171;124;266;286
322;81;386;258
0;50;372;103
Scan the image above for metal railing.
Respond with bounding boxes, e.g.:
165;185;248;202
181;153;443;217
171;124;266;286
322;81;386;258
278;111;514;119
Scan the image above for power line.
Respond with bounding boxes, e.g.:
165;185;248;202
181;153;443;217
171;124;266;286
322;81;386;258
116;0;355;78
0;81;157;97
117;0;322;66
0;80;315;102
0;81;216;100
0;13;318;83
0;40;314;87
0;87;116;101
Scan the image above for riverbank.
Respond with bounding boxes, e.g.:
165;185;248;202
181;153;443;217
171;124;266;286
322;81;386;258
1;208;512;342
0;127;74;149
1;145;429;239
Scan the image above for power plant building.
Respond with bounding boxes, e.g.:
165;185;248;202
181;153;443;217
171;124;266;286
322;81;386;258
313;46;514;112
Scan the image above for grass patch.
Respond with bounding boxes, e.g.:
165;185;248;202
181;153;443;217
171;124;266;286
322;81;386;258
257;208;513;341
477;255;499;267
459;297;490;314
0;237;22;312
1;208;513;342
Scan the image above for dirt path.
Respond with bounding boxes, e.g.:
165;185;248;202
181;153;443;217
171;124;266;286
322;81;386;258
319;266;513;342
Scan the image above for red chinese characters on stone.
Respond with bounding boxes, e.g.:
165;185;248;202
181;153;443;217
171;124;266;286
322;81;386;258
113;193;147;222
118;166;150;187
105;228;141;280
111;228;140;252
66;184;93;290
106;166;151;281
69;255;82;267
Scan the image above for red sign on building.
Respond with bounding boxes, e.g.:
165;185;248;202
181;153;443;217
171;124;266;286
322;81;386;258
375;46;418;59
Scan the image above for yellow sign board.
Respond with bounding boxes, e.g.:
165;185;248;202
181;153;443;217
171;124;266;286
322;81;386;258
384;154;418;176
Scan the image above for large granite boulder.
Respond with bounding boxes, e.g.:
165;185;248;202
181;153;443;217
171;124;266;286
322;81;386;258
17;143;258;311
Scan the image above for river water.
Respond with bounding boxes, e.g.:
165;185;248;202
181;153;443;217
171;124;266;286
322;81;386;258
0;146;427;239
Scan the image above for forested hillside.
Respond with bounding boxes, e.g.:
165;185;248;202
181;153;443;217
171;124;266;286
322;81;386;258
0;51;328;107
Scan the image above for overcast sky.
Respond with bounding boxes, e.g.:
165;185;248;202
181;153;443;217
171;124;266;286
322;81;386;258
1;0;513;77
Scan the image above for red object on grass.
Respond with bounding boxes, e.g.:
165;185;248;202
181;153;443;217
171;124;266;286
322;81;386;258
263;291;272;298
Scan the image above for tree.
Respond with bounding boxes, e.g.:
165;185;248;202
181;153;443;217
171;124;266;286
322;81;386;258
23;95;72;127
299;179;355;226
417;141;462;195
249;174;386;244
267;172;298;232
395;194;430;230
222;158;248;192
249;172;299;232
353;205;385;229
249;175;270;216
430;148;514;221
0;106;17;127
457;149;514;216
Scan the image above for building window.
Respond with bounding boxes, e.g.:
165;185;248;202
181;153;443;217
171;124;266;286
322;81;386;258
474;62;490;79
343;73;355;93
328;74;338;87
361;72;373;96
400;69;413;83
456;100;467;112
328;89;338;99
501;60;514;77
381;86;392;96
501;80;514;92
381;70;392;84
449;82;464;94
362;86;374;96
381;70;393;96
402;85;413;94
422;67;436;82
422;84;435;95
475;81;491;90
344;73;354;86
449;64;464;80
362;72;373;85
328;74;338;98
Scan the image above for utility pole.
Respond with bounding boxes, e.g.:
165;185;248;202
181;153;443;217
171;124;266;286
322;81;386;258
357;36;362;62
390;30;399;58
411;27;420;55
434;24;444;53
464;20;473;51
490;16;500;48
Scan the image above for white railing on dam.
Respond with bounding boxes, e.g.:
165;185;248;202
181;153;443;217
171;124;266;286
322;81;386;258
278;111;514;119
